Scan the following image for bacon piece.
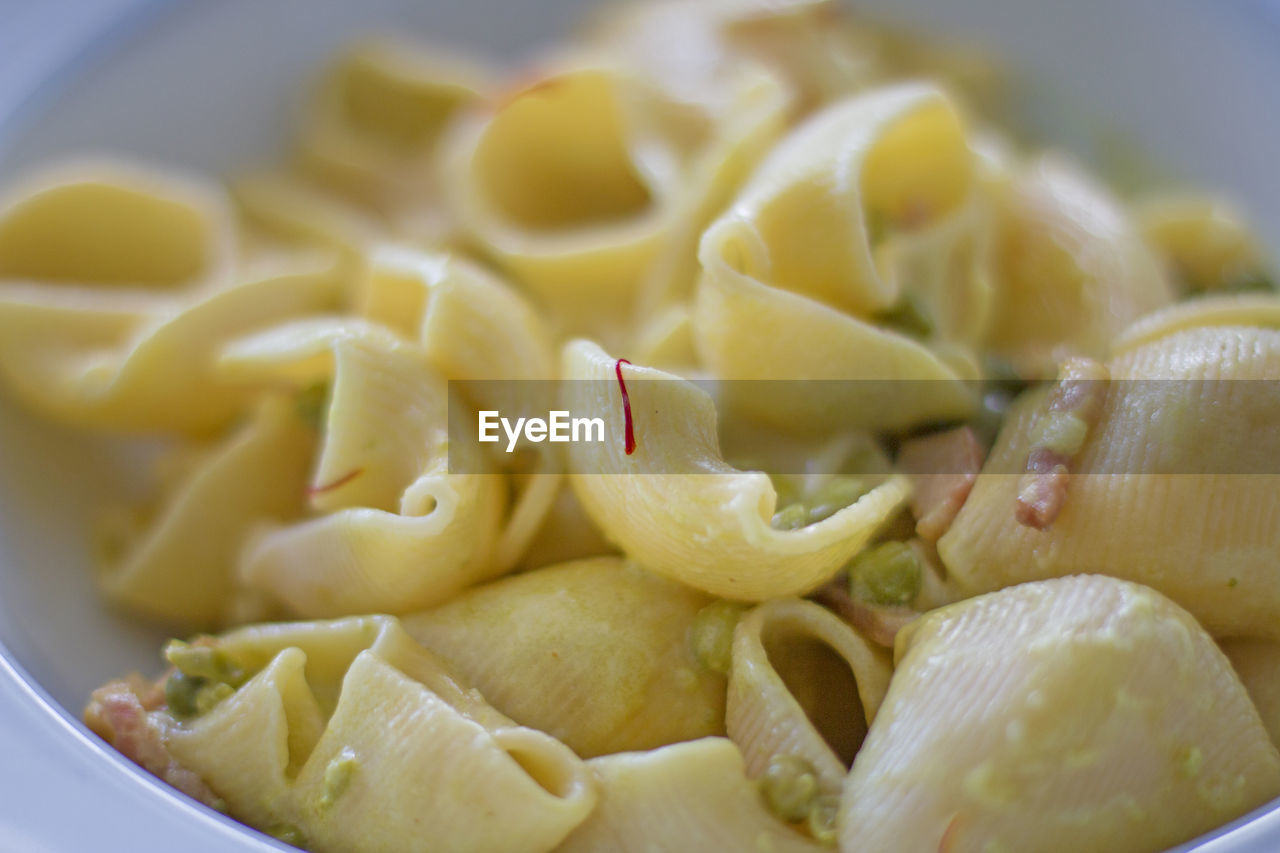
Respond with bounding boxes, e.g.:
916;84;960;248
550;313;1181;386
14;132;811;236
85;679;221;809
1014;357;1110;530
898;426;985;542
817;582;919;649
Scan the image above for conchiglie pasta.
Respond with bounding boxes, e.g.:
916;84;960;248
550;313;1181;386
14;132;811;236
96;396;314;628
727;598;890;791
517;482;618;570
0;162;343;434
0;159;234;287
938;322;1280;639
161;616;595;853
445;59;788;345
218;318;506;617
694;83;986;434
357;246;562;572
0;252;340;434
1135;193;1273;294
563;339;910;600
840;575;1280;853
232;172;381;263
982;153;1173;378
404;557;724;758
1222;638;1280;751
558;737;822;853
298;38;492;212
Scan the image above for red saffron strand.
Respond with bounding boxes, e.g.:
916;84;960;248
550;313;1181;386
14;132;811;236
306;468;364;496
614;359;636;455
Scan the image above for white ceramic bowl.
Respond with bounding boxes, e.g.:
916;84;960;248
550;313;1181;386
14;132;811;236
1;1;1279;850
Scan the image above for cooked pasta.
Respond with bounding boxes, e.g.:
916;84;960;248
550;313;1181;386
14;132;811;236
0;0;1270;851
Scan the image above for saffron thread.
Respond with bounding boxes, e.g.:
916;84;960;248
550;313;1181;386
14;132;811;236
307;468;364;496
615;359;636;455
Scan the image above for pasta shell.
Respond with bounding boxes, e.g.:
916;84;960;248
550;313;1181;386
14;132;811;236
727;598;891;790
444;55;788;345
563;339;910;600
982;153;1173;378
693;83;986;433
219;318;506;617
163;616;596;853
0;161;341;433
0;159;234;288
839;575;1280;853
938;323;1280;638
1221;638;1280;752
1111;293;1280;356
97;396;314;628
0;251;340;434
1135;193;1272;294
559;737;823;852
358;246;562;572
404;557;724;758
297;38;492;213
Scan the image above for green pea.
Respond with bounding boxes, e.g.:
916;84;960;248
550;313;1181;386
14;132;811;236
760;754;820;823
164;671;204;719
805;476;871;525
164;640;246;686
690;600;746;674
1029;410;1089;458
295;381;330;431
771;503;810;531
771;476;871;530
849;541;923;607
194;682;236;716
808;793;841;846
319;748;359;810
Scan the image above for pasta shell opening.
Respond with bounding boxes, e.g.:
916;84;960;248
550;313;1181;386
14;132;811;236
493;726;594;802
761;619;868;767
0;169;222;286
728;599;891;789
473;73;655;232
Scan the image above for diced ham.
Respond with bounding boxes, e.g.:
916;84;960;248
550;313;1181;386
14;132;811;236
84;678;221;809
817;582;919;649
1014;357;1109;530
898;426;984;542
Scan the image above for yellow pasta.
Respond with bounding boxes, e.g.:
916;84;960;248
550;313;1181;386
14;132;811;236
298;38;492;213
1136;193;1272;294
219;318;506;616
982;153;1174;378
444;55;789;344
938;321;1280;639
96;396;314;627
156;616;596;853
727;598;890;789
18;1;1275;850
563;339;910;600
559;738;824;852
694;82;988;434
841;575;1280;853
404;557;724;758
